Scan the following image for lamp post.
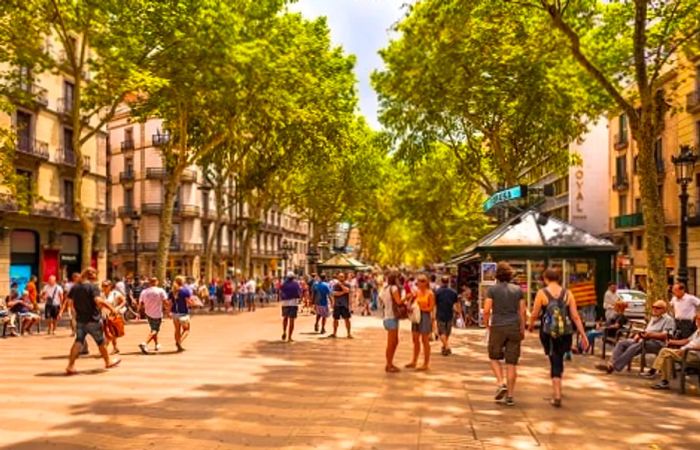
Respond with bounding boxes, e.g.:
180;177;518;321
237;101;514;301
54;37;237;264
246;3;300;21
671;145;697;286
306;245;319;275
280;239;294;275
126;210;142;277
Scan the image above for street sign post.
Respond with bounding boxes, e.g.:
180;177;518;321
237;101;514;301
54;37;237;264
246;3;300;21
483;185;528;212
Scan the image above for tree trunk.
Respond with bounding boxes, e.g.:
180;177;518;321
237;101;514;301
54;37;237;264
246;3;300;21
156;170;180;281
70;78;92;271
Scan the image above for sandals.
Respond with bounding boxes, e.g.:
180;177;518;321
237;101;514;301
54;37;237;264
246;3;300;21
550;398;562;408
405;362;417;369
106;359;121;369
65;368;78;376
385;366;401;373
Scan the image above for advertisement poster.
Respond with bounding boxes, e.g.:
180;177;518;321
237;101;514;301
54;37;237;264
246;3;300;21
10;264;32;294
480;262;497;285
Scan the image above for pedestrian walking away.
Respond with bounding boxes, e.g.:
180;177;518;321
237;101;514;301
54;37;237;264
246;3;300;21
331;272;353;338
171;276;194;352
528;268;588;407
435;275;461;357
138;277;168;354
381;270;405;372
65;268;121;375
313;274;331;334
280;272;302;342
483;262;526;406
406;274;435;371
41;275;64;335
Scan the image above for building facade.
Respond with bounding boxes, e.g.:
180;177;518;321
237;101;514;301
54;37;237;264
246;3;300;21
0;34;111;293
608;54;700;291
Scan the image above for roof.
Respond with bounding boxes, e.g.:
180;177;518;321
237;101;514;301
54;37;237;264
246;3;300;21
317;254;370;270
449;210;617;264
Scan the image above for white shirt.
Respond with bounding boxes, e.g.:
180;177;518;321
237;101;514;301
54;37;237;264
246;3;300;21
671;294;700;320
603;290;619;311
681;329;700;351
42;284;63;306
246;279;257;293
238;282;248;295
381;285;399;319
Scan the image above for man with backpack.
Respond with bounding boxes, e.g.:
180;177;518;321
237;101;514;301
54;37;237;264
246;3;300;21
483;262;526;407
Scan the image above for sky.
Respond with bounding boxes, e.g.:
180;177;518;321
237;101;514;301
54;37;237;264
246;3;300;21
288;0;408;130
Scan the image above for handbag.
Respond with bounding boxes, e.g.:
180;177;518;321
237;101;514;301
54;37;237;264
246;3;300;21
387;286;408;320
409;300;422;324
106;314;125;338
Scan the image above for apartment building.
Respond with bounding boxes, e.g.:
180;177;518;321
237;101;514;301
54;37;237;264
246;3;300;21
0;35;111;293
608;53;700;291
522;119;610;236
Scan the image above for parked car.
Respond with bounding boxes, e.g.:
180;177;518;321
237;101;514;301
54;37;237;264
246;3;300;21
617;289;647;319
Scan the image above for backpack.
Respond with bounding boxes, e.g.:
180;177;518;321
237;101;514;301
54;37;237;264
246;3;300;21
541;288;573;338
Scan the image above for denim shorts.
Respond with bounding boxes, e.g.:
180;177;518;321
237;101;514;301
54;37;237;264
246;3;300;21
75;321;105;346
383;318;399;331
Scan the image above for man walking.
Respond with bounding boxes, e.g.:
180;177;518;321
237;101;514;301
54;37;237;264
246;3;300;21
483;262;526;406
280;272;302;342
41;275;64;335
331;272;352;339
313;274;331;334
65;268;120;375
138;277;168;354
435;276;460;356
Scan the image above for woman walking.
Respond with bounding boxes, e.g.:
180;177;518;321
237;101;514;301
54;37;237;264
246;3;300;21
171;276;194;352
381;271;404;372
101;280;126;354
406;274;435;371
528;268;588;407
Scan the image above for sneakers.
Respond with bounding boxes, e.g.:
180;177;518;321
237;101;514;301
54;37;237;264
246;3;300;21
314;323;319;333
651;380;670;390
155;344;161;352
441;348;452;356
282;333;286;341
639;370;657;379
504;397;515;407
494;384;508;401
320;328;326;334
138;343;149;355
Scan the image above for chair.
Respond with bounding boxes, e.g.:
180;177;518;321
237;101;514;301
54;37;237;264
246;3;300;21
675;349;700;394
601;322;633;360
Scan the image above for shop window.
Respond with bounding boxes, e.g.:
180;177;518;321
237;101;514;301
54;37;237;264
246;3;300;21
635;235;643;251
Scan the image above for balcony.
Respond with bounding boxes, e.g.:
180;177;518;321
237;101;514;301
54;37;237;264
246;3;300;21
145;167;167;180
152;133;171;147
178;204;200;218
687;90;700;114
56;148;77;166
138;242;181;252
181;243;203;252
181;169;197;183
56;97;73;116
119;170;135;183
141;203;164;215
15;82;49;108
16;138;49;160
82;155;91;172
613;133;629;150
121;139;134;152
613;212;645;229
117;205;136;218
31;202;75;220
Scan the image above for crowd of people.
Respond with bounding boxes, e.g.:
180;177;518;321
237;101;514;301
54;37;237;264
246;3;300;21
2;262;699;404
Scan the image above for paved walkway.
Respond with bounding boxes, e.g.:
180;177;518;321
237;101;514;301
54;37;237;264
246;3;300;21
1;306;699;450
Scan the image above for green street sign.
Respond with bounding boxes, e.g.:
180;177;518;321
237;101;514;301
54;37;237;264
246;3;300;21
483;185;528;212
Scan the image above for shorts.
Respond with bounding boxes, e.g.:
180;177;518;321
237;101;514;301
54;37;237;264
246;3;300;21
75;321;105;346
282;306;298;319
172;313;190;325
411;311;432;334
147;316;162;333
437;320;452;337
333;305;351;320
45;304;60;320
224;295;233;304
488;323;523;365
383;318;399;331
315;305;330;318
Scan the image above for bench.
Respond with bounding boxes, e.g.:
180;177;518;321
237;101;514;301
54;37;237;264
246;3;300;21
674;349;700;394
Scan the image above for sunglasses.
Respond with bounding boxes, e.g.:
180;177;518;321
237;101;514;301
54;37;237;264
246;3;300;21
652;306;664;309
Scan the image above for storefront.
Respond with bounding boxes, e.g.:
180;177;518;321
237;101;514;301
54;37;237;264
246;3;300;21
449;210;618;325
60;233;82;281
10;229;39;293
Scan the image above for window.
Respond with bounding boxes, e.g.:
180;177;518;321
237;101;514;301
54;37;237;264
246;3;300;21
125;156;134;174
18;66;31;91
172;223;181;245
63;127;74;153
635;198;642;213
124;224;134;245
658;184;664;208
124;188;133;209
615;155;627;180
619;194;628;216
619;114;628;142
16;111;32;151
64;180;74;215
63;81;74;104
202;223;209;251
635;235;643;251
654;138;664;172
124;127;133;143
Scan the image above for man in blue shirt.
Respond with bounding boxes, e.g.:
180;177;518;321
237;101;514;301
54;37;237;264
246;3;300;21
313;274;331;334
280;272;302;342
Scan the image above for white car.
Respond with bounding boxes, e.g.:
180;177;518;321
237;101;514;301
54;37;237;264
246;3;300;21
617;289;647;319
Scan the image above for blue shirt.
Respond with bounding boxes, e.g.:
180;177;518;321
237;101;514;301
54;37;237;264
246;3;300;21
172;286;191;314
313;282;331;307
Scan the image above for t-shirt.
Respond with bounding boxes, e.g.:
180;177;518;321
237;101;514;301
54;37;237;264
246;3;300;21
42;284;63;306
223;281;234;296
487;282;523;327
435;286;459;322
280;280;302;307
172;286;191;314
139;286;168;319
381;285;400;319
681;329;700;351
27;281;37;303
603;290;619;311
604;313;629;337
69;282;102;323
246;279;257;294
313;282;331;307
645;314;676;336
333;282;350;308
671;294;700;320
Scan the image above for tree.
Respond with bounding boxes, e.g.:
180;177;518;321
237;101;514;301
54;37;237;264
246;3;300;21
0;0;159;269
372;0;606;194
518;0;700;304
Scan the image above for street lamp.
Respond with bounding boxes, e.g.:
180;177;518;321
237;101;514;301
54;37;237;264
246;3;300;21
124;210;141;277
306;245;320;275
672;144;697;286
279;239;294;274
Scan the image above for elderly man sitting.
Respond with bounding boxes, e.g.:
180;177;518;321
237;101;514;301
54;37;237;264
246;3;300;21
597;300;675;373
648;306;700;389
